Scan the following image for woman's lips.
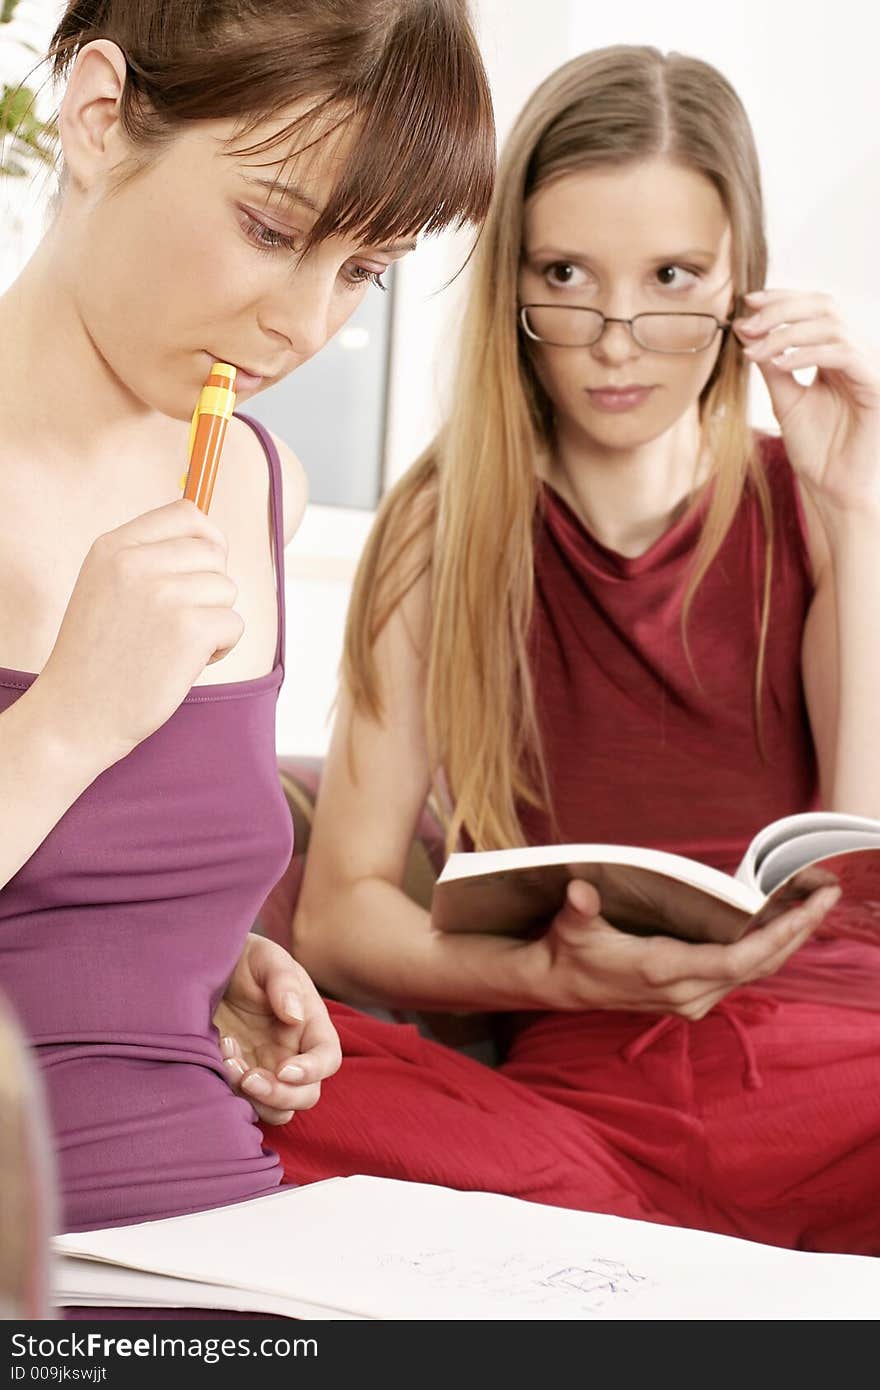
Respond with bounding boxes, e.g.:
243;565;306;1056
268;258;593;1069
587;386;655;412
231;367;264;391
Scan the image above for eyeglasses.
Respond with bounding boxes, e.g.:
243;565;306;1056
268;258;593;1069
519;305;732;354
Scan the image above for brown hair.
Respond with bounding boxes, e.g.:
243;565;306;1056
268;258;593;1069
345;45;773;853
43;0;495;245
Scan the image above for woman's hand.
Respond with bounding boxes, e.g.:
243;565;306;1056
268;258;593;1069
39;499;245;775
529;878;841;1019
734;289;880;518
213;934;342;1125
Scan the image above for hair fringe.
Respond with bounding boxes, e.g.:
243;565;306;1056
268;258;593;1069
40;1;495;242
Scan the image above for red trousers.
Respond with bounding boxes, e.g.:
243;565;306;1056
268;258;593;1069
263;990;880;1255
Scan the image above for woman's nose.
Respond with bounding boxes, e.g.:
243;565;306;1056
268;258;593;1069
590;318;641;365
264;273;335;362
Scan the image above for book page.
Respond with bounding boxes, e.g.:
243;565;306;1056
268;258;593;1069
52;1255;358;1321
736;811;880;890
756;831;880;894
433;849;759;944
53;1176;880;1321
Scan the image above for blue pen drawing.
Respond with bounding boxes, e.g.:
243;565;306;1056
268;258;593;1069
379;1248;652;1315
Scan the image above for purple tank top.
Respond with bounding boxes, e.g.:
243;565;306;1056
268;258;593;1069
0;414;292;1232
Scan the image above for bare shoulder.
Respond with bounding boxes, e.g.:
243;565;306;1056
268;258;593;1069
267;430;309;545
226;416;308;544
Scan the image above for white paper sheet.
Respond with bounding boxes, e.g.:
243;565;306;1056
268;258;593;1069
53;1176;880;1321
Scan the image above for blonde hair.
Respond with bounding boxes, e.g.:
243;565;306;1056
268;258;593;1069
0;996;55;1319
346;45;773;853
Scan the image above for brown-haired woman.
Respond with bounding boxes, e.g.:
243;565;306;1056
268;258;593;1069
0;0;494;1285
268;47;880;1255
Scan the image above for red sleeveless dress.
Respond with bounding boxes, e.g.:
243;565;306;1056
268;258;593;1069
520;433;817;866
268;435;880;1255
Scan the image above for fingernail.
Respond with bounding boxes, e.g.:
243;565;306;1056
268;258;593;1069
223;1056;247;1077
278;1064;306;1083
220;1036;240;1059
282;993;304;1022
241;1073;272;1099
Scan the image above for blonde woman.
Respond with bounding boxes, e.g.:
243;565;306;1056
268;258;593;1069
261;47;880;1254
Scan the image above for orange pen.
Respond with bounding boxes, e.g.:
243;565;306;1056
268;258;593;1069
181;361;238;513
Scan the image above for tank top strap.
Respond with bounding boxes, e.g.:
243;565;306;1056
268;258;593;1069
234;412;287;674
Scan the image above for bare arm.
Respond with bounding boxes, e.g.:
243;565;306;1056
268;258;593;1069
800;508;878;817
291;574;543;1013
738;287;880;819
798;483;838;807
824;512;880;816
800;490;880;818
0;680;108;894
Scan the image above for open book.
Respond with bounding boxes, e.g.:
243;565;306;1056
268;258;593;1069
431;810;880;945
53;1174;880;1320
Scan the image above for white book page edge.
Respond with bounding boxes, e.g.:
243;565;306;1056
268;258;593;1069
757;829;880;894
52;1254;363;1320
736;811;880;889
439;843;758;914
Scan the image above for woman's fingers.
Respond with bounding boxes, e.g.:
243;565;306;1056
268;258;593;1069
741;885;841;979
565;878;603;918
219;1032;319;1122
220;1056;295;1124
248;950;305;1027
643;886;839;1019
736;289;879;390
738;316;841;359
741;288;834;321
639;884;839;994
219;1034;243;1061
243;1065;320;1109
222;1038;332;1108
702;883;839;982
239;1065;321;1124
278;1034;343;1087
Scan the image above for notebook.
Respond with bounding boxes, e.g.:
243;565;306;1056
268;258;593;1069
53;1175;880;1320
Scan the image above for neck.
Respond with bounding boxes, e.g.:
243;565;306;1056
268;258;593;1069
545;411;707;556
0;225;183;482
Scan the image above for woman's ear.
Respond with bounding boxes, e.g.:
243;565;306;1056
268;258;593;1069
57;39;131;194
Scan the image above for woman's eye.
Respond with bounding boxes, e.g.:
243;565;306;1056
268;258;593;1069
544;261;588;289
344;264;388;292
241;211;301;254
655;264;700;290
